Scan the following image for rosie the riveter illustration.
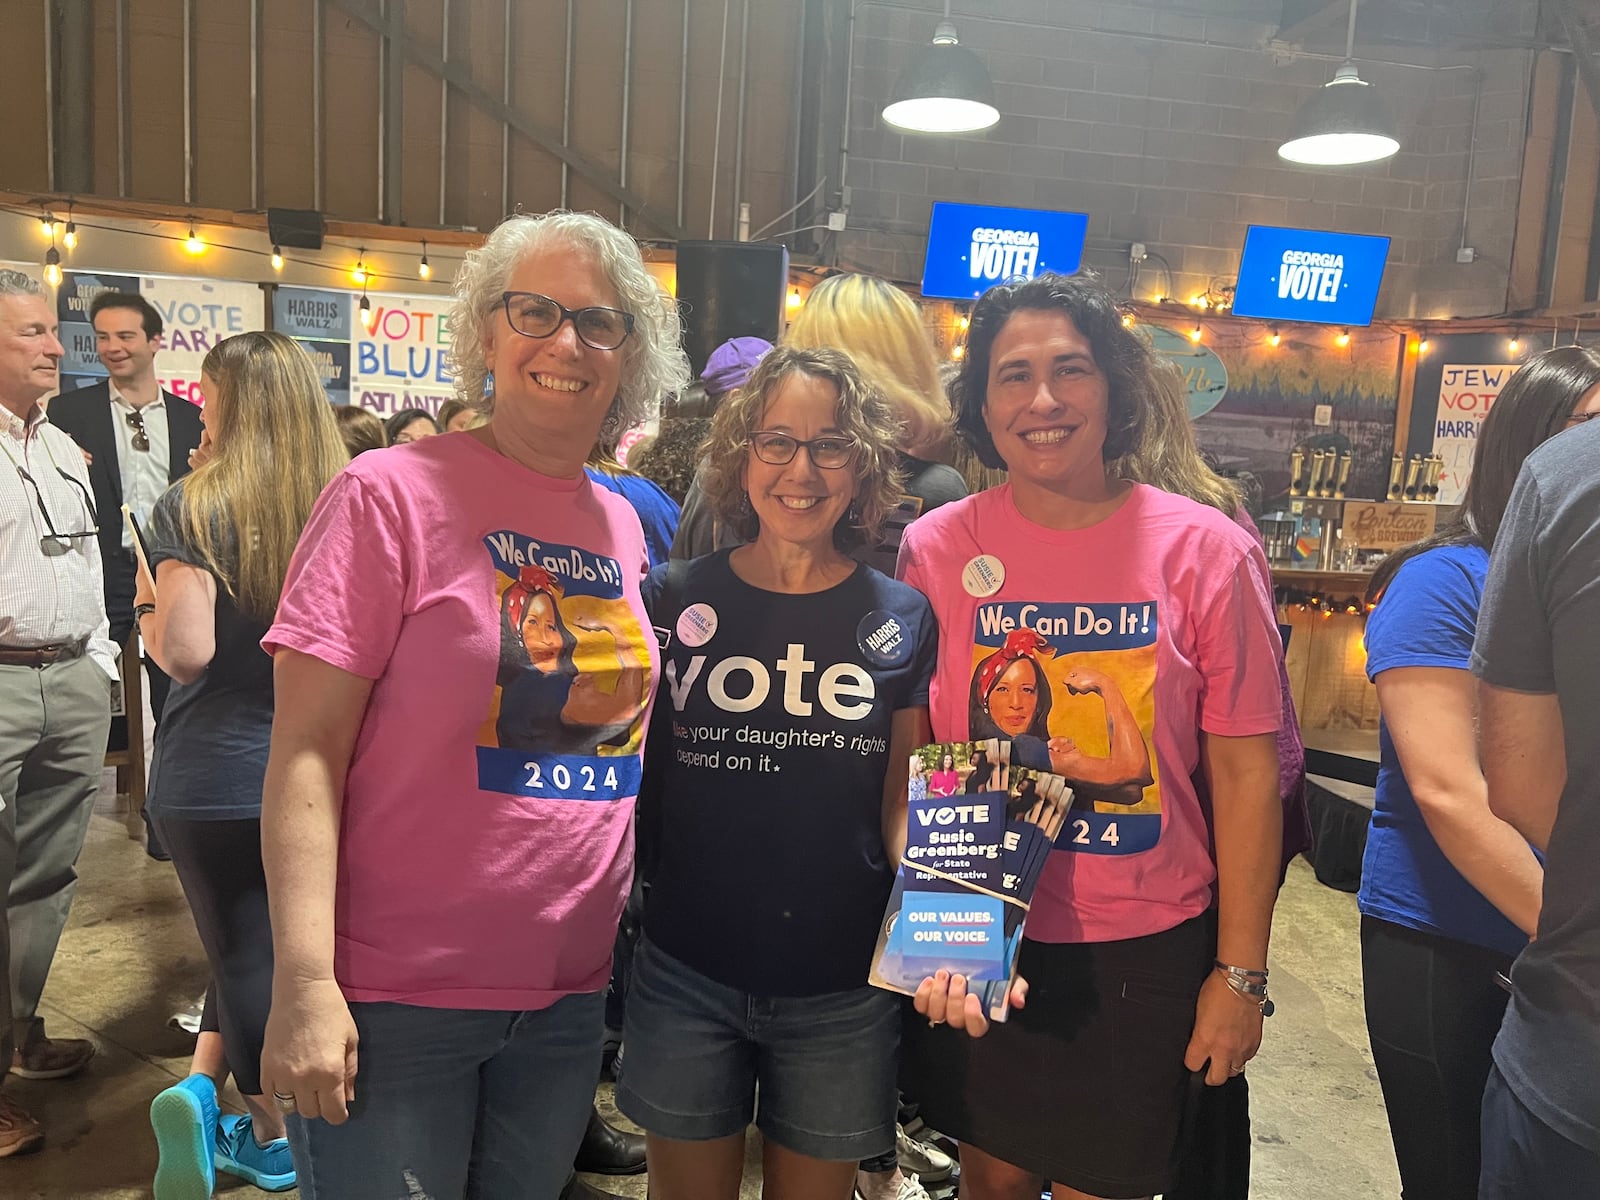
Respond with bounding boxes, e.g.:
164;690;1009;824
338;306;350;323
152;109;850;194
968;627;1153;809
492;563;648;757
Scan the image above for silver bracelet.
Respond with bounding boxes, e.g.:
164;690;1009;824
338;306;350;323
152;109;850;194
1219;970;1275;1016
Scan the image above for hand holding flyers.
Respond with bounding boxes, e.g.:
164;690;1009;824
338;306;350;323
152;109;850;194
870;740;1072;1024
914;969;1030;1039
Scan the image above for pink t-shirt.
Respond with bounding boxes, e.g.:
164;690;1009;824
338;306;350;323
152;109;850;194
897;483;1282;944
264;433;656;1009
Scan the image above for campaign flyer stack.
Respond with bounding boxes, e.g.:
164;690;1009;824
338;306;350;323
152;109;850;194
869;740;1071;1021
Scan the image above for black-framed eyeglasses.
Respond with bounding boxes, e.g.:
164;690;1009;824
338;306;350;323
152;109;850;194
500;291;635;351
14;464;98;557
1566;410;1600;428
748;431;857;470
125;407;150;452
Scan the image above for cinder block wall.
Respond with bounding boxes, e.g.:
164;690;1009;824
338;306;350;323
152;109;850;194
838;0;1538;319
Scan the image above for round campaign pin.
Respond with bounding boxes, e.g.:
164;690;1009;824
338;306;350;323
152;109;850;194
857;609;912;668
962;554;1006;598
675;603;718;647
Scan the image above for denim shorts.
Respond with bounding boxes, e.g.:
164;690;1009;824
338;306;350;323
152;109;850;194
616;936;899;1162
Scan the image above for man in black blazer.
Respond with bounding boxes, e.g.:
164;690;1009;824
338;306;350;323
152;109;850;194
48;291;204;743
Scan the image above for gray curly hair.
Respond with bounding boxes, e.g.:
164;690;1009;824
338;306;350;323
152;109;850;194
449;211;689;433
0;269;46;299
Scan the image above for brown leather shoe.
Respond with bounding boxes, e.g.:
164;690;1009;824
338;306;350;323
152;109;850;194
10;1036;95;1080
0;1094;44;1158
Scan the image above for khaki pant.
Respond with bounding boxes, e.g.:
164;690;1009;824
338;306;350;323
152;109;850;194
0;654;112;1078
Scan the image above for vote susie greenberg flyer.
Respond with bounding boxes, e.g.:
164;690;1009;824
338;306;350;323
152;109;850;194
869;740;1072;1020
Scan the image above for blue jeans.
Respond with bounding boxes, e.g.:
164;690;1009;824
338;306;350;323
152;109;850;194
288;991;605;1200
1480;1061;1600;1199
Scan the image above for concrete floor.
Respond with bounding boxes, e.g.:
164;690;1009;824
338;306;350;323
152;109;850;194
4;783;1402;1200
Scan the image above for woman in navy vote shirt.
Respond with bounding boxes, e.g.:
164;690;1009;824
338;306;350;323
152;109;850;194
617;346;940;1200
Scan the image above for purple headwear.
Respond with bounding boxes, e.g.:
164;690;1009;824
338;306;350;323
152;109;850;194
700;336;773;398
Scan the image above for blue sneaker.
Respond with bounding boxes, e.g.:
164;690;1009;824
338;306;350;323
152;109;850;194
150;1074;218;1200
215;1113;297;1192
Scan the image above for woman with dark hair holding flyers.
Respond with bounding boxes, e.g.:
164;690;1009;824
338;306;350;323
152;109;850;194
897;273;1284;1200
256;210;688;1200
1353;347;1600;1200
617;345;971;1200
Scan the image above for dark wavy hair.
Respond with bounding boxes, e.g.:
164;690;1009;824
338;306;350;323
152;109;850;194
1368;346;1600;601
953;273;1152;470
384;407;439;444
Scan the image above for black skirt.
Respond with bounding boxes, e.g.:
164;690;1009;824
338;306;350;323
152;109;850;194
900;913;1214;1199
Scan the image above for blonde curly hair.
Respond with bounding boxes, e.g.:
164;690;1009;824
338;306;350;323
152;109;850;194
700;346;906;549
449;211;689;434
785;273;950;460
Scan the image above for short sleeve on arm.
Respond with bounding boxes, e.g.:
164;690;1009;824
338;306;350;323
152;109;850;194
640;561;668;620
1472;469;1555;693
1195;545;1284;737
904;594;938;708
895;522;925;589
261;470;407;679
1363;549;1482;679
144;486;195;572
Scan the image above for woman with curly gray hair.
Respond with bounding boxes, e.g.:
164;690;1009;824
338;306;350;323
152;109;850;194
257;210;688;1200
616;346;953;1200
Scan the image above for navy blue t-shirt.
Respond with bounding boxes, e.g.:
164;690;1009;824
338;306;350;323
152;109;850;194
641;549;936;996
144;481;275;821
1358;543;1529;958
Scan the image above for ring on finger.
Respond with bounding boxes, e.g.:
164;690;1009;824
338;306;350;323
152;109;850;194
272;1091;297;1109
1228;1064;1245;1076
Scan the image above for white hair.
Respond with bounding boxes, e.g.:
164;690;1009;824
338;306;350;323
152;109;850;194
450;211;689;433
0;270;45;299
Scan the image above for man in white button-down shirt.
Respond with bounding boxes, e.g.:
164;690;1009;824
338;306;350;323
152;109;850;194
0;270;117;1159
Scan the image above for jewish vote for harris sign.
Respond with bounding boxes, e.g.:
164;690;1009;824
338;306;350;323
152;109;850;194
921;202;1089;301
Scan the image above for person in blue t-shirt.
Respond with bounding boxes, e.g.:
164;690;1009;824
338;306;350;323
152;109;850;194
1358;347;1600;1200
618;346;982;1200
587;446;680;569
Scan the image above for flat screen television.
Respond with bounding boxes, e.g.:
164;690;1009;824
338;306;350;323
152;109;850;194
920;202;1089;301
1231;224;1390;326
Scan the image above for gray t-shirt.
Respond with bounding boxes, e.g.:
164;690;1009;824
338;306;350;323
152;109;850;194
145;481;275;820
1471;417;1600;1153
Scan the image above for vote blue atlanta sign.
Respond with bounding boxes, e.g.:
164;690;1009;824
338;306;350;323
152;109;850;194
921;202;1089;301
1231;225;1390;327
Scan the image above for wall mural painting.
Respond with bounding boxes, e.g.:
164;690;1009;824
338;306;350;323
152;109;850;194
1149;322;1403;508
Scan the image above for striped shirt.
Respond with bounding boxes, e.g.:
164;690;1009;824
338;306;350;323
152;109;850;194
0;403;119;678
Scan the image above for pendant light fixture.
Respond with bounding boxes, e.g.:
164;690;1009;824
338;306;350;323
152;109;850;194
1278;0;1399;166
882;1;999;134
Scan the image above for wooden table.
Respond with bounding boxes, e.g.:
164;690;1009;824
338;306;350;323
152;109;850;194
1303;728;1379;787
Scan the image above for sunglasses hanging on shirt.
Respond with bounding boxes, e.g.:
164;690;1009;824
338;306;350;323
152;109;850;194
126;408;150;452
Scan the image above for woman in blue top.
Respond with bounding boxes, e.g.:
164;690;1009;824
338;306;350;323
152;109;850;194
1359;346;1600;1200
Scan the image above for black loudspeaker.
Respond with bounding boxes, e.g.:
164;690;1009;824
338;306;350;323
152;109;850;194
675;240;788;376
267;207;325;251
